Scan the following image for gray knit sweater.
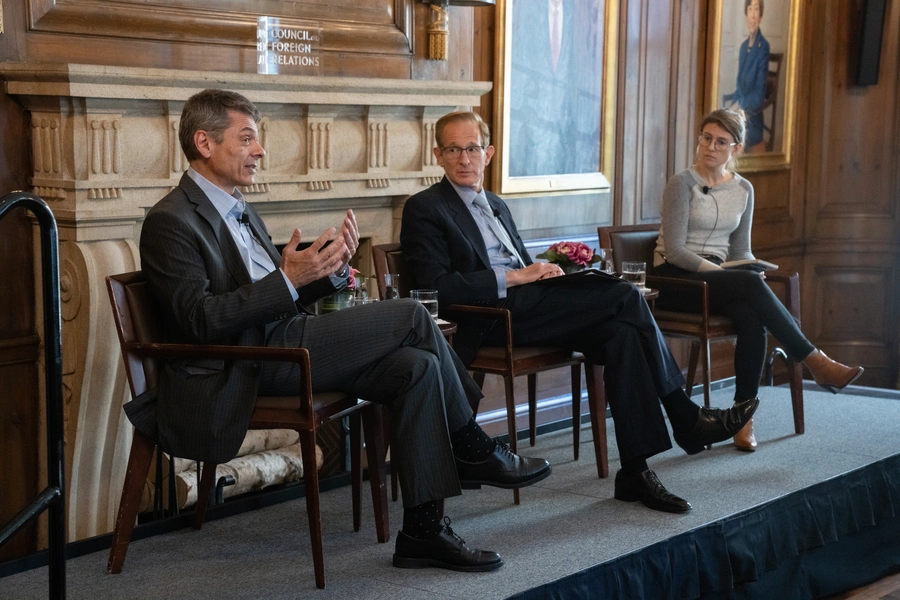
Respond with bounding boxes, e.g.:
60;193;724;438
655;168;755;272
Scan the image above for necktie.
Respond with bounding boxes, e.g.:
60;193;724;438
472;194;526;267
550;5;561;72
233;208;275;281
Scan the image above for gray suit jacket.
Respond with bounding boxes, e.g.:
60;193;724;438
128;173;341;463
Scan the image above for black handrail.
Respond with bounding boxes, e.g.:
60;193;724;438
0;192;66;598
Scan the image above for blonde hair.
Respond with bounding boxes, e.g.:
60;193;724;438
435;111;491;148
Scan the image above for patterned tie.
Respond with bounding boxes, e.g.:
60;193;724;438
472;194;526;267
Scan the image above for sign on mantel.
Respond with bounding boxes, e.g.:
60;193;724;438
257;16;323;76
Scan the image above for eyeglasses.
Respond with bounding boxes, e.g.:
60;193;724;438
698;133;738;151
440;145;485;159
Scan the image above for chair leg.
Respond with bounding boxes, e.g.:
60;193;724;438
528;373;537;446
108;429;155;574
349;412;362;532
571;364;582;461
471;371;487;414
503;375;520;505
361;406;390;543
193;461;218;530
585;364;609;479
701;340;712;409
381;407;399;502
298;429;326;589
788;359;805;434
686;340;701;398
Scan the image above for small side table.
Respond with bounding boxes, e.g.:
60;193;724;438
641;288;659;309
437;319;457;343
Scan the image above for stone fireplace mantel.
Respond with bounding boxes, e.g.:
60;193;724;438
0;62;490;540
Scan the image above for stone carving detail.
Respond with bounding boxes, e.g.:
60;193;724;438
421;176;442;186
33;186;67;200
90;118;122;175
307;119;333;172
240;183;270;194
87;188;123;199
307;180;334;191
368;122;390;169
170;120;186;174
32;116;62;176
367;179;391;189
423;120;439;167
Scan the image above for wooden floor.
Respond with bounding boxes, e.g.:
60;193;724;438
825;571;900;600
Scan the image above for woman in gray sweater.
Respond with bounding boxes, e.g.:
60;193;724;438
654;109;863;451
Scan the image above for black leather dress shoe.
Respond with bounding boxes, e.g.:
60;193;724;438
673;398;760;455
614;469;692;513
393;518;503;572
456;441;551;489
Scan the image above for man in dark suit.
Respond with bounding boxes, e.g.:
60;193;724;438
400;111;758;513
133;90;551;572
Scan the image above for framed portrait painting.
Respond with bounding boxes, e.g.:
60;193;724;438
492;0;617;195
707;0;801;170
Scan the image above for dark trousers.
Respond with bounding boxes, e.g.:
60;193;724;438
485;274;685;463
260;299;480;508
655;264;816;401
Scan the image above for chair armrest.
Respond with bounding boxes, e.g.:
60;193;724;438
646;275;711;318
763;270;801;321
126;342;311;366
443;304;514;356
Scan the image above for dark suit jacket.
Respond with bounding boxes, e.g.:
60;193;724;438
400;177;532;365
128;173;342;463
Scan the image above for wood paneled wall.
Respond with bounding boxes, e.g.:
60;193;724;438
0;86;39;560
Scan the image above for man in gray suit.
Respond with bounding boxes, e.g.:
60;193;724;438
133;89;550;572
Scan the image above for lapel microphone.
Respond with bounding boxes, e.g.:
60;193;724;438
239;212;250;225
702;186;710;195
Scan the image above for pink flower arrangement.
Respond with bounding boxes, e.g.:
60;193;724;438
346;267;361;290
536;241;601;269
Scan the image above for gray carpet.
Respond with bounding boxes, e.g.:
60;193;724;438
3;384;899;600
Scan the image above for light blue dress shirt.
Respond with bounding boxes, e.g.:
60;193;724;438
448;180;523;299
186;168;299;301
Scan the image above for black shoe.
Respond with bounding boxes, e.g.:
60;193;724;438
614;469;692;513
393;517;503;572
673;398;760;455
456;440;551;489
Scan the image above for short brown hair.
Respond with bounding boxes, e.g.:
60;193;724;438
435;111;491;148
179;89;261;161
745;0;764;18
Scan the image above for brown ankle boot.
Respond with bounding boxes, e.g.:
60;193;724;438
803;350;864;393
733;418;757;452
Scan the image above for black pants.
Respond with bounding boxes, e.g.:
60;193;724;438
655;263;816;401
485;273;685;463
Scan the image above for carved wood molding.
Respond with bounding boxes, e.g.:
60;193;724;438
27;0;414;56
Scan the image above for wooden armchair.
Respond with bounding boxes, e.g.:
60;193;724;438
373;243;609;506
597;225;804;436
106;271;389;590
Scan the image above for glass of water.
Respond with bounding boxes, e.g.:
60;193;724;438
621;261;646;289
410;289;439;319
598;248;615;274
383;273;401;300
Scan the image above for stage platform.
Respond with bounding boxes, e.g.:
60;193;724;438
2;384;899;599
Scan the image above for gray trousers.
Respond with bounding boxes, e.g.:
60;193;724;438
260;299;480;507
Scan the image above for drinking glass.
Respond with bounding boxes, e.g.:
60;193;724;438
383;273;401;300
410;289;439;319
621;261;646;289
598;247;615;274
